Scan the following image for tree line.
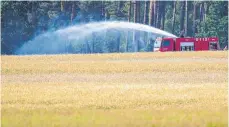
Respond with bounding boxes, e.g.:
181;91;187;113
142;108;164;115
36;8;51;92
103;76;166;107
1;1;228;54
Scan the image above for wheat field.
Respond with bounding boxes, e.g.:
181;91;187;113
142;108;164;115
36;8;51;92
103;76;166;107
1;51;228;127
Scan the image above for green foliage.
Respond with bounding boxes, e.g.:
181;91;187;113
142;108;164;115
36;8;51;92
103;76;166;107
196;1;228;48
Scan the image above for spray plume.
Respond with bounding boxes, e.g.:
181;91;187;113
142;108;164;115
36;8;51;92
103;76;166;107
16;21;177;55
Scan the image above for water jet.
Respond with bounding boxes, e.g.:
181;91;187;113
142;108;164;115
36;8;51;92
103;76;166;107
16;21;177;55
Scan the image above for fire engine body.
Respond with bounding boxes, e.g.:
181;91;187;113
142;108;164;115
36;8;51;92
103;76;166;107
154;37;219;52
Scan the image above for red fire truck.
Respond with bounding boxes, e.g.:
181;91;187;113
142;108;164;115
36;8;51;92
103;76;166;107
154;37;219;52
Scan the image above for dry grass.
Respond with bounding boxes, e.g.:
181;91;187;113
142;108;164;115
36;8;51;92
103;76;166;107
1;51;228;127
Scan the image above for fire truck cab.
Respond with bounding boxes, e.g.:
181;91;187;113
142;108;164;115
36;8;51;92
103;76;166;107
156;37;219;52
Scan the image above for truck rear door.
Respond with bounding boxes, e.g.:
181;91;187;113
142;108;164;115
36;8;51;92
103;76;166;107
208;37;219;50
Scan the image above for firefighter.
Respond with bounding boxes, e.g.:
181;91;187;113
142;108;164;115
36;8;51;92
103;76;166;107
179;29;185;38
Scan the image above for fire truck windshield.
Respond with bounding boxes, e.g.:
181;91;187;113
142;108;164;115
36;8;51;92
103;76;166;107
162;40;170;47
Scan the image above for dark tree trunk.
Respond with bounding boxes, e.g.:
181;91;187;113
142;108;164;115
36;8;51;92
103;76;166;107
126;31;129;52
70;2;76;24
116;1;124;18
144;1;149;25
105;11;110;21
193;2;196;37
185;0;188;36
200;2;204;22
137;1;141;51
156;1;161;28
128;1;132;22
134;1;137;23
134;1;140;23
31;2;37;30
61;1;64;12
137;1;141;23
148;0;154;26
126;1;132;52
180;1;185;32
203;2;208;22
118;1;124;11
115;2;123;52
154;1;157;26
133;1;137;52
143;1;149;51
161;1;166;30
172;1;176;33
133;1;140;52
101;1;105;20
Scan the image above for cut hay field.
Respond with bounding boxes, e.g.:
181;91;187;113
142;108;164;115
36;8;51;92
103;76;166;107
1;51;228;127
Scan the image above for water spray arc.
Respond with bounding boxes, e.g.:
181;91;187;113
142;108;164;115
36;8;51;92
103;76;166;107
16;21;177;55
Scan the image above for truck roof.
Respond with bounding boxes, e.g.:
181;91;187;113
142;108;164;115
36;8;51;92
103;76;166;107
162;37;218;41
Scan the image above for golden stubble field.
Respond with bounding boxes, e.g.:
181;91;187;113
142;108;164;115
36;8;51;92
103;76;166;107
1;51;228;127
